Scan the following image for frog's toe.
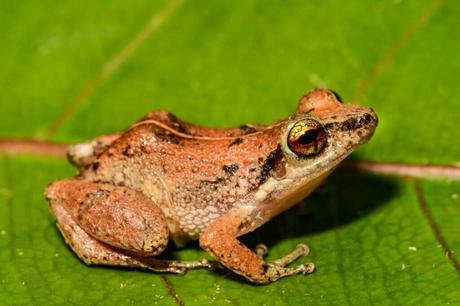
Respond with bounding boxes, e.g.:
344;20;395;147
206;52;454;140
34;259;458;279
255;243;269;258
297;262;316;275
269;243;311;267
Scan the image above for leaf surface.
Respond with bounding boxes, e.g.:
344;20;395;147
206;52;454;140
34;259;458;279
1;0;459;305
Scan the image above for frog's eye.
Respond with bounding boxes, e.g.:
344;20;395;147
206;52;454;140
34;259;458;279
287;119;327;157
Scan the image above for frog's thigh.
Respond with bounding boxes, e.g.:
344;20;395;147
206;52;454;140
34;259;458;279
199;209;314;284
47;180;169;256
51;200;138;267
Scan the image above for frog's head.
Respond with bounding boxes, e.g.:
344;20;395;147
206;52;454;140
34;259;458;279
240;88;378;232
281;88;378;170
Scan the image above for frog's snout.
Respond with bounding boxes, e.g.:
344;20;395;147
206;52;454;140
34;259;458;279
366;107;378;133
368;107;378;128
323;105;378;148
357;107;378;144
362;108;378;129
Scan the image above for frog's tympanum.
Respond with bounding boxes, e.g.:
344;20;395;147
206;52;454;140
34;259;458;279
45;88;377;284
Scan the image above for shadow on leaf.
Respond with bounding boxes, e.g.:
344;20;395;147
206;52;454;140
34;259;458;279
241;169;399;249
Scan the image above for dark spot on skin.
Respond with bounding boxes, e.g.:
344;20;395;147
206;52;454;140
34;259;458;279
182;194;192;203
139;141;152;153
258;157;264;164
256;145;283;185
200;177;225;185
154;129;182;145
263;263;270;273
237;222;246;232
122;145;134;157
228;137;243;147
249;168;257;172
91;162;99;171
223;164;239;174
239;124;258;134
167;113;190;134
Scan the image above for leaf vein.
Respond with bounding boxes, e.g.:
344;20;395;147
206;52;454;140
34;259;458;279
413;180;460;276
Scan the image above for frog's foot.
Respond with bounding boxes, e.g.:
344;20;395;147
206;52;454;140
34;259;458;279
134;257;222;274
252;244;315;281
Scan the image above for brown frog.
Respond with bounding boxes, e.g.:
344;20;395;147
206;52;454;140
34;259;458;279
45;88;377;284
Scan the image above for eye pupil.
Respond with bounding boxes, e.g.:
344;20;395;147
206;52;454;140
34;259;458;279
287;119;327;158
298;130;318;145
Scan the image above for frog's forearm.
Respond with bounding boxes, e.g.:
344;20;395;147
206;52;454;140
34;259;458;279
199;210;314;284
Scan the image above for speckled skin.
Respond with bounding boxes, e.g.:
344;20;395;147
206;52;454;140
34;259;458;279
45;88;377;283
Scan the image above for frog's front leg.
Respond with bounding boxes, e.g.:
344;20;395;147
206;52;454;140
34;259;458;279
46;180;214;273
199;210;315;284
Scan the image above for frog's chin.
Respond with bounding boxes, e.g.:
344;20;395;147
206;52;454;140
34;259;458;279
239;167;335;235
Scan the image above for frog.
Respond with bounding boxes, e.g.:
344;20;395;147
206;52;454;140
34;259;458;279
45;88;377;284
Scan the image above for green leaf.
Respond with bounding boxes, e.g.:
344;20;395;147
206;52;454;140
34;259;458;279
1;0;459;305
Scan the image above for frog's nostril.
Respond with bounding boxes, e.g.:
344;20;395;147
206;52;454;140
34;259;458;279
360;112;377;127
367;109;378;127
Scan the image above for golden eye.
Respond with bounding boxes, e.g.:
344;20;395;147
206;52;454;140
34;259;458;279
287;119;327;157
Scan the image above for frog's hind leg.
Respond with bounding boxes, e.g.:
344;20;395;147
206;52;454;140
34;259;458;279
46;180;215;274
51;201;214;273
50;200;140;268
